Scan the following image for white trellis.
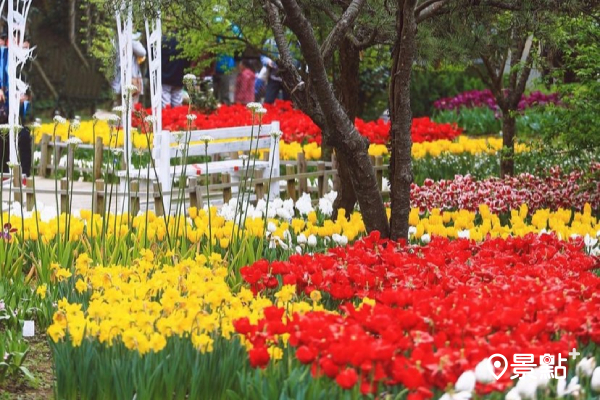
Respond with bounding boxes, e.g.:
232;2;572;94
114;1;133;170
7;0;34;166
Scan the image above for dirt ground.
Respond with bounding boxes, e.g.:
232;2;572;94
1;335;54;400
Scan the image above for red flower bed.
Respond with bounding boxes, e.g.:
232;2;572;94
237;233;600;396
133;101;462;145
411;164;600;214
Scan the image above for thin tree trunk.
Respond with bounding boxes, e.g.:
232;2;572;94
388;0;417;240
500;112;516;177
332;38;360;220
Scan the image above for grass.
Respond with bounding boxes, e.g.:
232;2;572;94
0;335;54;400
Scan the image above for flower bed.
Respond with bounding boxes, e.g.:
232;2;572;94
434;90;560;111
238;232;600;397
411;164;600;214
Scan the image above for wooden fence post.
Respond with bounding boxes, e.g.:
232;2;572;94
286;165;296;201
153;182;164;216
94;137;104;180
94;179;105;215
188;176;204;209
60;178;68;214
317;161;326;198
38;133;51;177
67;144;75;181
26;178;35;211
254;170;265;201
222;173;232;203
297;152;307;194
331;153;340;192
130;180;140;217
12;165;22;203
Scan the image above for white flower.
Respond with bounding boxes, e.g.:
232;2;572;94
339;235;348;246
584;233;598;248
246;102;262;111
570;233;581;240
125;84;138;94
276;207;292;221
455;370;476;393
439;392;471;400
458;229;470;239
186;114;197;121
408;226;417;236
111;148;124;155
504;388;521;400
256;107;268;115
421;233;431;244
332;233;342;244
30;120;41;129
112;105;124;113
0;124;10;133
307;234;317;247
6;161;19;168
198;135;214;143
144;115;157;124
267;221;277;233
53;115;67;124
557;376;581;398
295;193;314;216
474;358;495;384
270;130;283;139
591;366;600;392
183;74;197;85
318;198;333;217
576;356;596;378
515;373;538;399
66;137;83;146
295;245;302;254
297;233;307;245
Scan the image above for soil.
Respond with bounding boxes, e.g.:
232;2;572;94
0;335;55;400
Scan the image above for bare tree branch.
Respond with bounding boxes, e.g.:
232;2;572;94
346;27;378;49
320;0;367;60
415;0;447;23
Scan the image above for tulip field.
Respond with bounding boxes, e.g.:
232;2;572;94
1;97;600;400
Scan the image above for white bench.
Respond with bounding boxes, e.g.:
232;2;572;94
118;121;281;208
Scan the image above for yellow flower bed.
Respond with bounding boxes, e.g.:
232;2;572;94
48;253;325;355
3;203;597;247
279;136;528;161
407;204;599;242
37;121;526;161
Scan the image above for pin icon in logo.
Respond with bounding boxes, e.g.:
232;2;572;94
488;354;508;380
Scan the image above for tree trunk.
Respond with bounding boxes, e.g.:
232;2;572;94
388;1;417;240
274;0;390;237
500;111;516;177
332;38;360;220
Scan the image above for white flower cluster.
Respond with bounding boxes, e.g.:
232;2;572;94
317;190;337;217
183;74;197;86
66;137;83;146
246;102;262;111
53;115;67;125
144;115;157;124
186;114;197;121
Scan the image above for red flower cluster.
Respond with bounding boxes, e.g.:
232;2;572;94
132;101;461;145
411;164;600;214
237;233;600;397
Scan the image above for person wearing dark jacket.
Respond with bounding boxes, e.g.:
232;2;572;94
161;35;190;108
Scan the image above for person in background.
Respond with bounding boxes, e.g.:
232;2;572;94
262;37;301;104
161;34;190;108
254;55;269;102
234;59;256;104
0;28;33;177
111;32;147;106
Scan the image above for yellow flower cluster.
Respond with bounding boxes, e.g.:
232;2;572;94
47;253;324;355
408;203;599;242
279;136;528;161
35;121;153;150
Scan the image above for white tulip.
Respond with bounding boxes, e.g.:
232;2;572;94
421;233;431;244
297;234;307;245
505;388;521;400
591;366;600;392
474;358;495;384
576;357;596;378
515;373;538;399
307;234;317;247
557;376;581;398
455;370;476;393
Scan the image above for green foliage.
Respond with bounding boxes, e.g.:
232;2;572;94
0;330;35;385
433;108;501;136
410;67;484;117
